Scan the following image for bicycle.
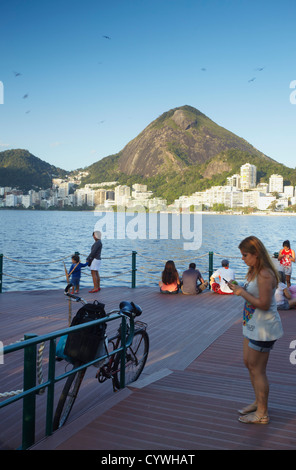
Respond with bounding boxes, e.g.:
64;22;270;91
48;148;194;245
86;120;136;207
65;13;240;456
53;285;149;431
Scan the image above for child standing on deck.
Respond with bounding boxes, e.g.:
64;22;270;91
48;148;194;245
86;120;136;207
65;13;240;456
68;254;88;293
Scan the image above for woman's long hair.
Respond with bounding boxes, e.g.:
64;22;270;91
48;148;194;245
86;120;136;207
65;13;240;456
239;235;279;285
162;260;178;285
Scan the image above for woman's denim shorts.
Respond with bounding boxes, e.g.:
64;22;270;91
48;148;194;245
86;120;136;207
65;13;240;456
248;338;276;352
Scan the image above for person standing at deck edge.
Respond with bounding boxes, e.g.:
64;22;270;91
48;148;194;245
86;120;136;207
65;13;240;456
228;236;283;424
87;231;102;293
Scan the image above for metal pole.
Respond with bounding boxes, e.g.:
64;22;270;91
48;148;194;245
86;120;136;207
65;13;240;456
131;251;137;288
0;253;3;293
45;339;56;437
209;251;213;286
119;316;127;389
22;334;37;450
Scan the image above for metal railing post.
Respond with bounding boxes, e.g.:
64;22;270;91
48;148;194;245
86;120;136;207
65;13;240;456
45;338;56;437
22;334;37;450
209;251;213;285
1;310;136;448
0;253;3;293
131;251;137;288
119;316;127;389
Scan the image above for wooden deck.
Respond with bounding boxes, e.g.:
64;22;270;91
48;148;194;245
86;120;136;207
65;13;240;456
1;285;296;450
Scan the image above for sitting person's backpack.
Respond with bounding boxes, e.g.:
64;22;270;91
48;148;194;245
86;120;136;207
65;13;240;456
64;300;107;364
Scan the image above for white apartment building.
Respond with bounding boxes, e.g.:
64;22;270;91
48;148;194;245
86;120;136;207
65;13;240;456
257;182;269;193
5;194;17;207
269;174;283;193
94;189;106;205
240;163;257;190
257;195;276;211
58;182;74;198
0;187;12;196
132;184;147;192
115;185;131;206
21;194;32;208
227;174;241;189
75;188;87;206
284;185;294;197
243;190;263;208
276;197;289;210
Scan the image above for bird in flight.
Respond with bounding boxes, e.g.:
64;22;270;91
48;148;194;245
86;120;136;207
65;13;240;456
23;93;29;99
248;77;256;82
201;68;207;71
102;35;111;39
13;71;21;77
255;67;265;71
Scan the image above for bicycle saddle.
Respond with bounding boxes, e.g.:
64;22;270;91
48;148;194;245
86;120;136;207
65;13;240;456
119;301;142;317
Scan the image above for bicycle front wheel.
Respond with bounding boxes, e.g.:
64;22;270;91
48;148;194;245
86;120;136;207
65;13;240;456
113;330;149;389
53;363;86;431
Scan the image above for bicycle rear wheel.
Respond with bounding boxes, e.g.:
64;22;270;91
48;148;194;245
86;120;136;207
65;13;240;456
113;329;149;389
53;363;86;430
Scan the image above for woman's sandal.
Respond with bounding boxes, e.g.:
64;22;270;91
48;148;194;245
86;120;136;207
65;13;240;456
238;412;269;424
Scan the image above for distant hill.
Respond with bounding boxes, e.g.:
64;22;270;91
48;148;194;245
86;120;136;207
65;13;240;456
81;105;296;203
2;106;296;204
117;105;274;177
0;149;67;191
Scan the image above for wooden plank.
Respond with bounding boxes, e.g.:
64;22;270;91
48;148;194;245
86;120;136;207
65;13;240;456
3;286;293;450
38;310;296;451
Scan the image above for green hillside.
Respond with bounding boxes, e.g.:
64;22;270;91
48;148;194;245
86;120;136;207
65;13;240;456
0;149;67;191
81;148;296;204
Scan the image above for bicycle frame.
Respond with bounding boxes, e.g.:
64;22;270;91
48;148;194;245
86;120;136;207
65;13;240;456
1;292;139;449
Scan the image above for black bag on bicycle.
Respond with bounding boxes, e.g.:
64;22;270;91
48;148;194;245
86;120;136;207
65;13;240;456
64;300;107;364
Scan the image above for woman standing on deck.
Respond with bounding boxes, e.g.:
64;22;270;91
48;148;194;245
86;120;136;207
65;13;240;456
87;231;102;293
278;240;295;287
228;236;283;424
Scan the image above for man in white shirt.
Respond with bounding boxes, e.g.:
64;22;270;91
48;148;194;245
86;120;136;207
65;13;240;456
275;271;296;309
210;259;235;294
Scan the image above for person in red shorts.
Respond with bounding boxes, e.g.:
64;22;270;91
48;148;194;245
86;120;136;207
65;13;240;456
278;240;295;287
210;259;235;294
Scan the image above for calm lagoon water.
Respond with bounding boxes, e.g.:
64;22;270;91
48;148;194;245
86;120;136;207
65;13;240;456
0;210;295;292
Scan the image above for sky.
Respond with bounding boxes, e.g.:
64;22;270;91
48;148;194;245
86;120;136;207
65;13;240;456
0;0;296;172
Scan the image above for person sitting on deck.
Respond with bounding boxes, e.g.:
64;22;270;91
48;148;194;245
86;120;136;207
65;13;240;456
210;259;235;295
275;270;296;310
159;260;181;294
181;263;208;295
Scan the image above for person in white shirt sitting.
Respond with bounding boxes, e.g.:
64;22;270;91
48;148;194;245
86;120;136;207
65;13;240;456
210;259;235;295
275;270;296;310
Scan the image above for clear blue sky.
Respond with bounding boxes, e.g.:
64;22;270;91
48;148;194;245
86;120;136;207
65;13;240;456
0;0;295;171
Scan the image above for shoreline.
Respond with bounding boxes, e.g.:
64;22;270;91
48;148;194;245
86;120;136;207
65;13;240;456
1;207;296;216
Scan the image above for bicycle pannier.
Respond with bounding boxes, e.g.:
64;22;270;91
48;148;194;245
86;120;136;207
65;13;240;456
64;300;107;363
